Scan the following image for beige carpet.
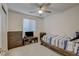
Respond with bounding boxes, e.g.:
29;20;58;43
8;43;62;56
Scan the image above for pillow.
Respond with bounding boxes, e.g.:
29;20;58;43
69;32;76;39
42;35;46;42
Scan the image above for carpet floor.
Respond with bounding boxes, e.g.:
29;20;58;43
8;43;62;56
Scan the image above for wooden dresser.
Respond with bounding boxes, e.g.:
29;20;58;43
8;31;22;49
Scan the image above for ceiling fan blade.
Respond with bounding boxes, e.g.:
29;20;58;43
35;3;43;8
29;10;36;13
45;10;52;13
35;3;49;9
44;3;51;6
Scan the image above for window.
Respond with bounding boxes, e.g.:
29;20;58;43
23;19;36;32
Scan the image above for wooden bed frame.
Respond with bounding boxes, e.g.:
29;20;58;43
40;32;76;56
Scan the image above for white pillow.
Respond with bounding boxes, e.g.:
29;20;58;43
42;35;46;42
68;32;76;39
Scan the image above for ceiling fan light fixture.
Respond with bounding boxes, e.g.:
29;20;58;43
38;10;43;14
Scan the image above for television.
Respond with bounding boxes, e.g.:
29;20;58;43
25;32;33;37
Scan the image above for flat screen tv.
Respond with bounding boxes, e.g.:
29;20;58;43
25;32;33;37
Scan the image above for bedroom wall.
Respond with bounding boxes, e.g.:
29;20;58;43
8;10;44;37
8;11;23;31
44;5;79;37
8;10;44;49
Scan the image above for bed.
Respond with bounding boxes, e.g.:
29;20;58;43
40;32;79;56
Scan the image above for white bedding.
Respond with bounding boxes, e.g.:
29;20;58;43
42;33;79;55
66;41;75;52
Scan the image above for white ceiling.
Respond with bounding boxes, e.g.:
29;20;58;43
7;3;79;18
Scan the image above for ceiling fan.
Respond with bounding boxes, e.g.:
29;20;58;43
29;3;52;16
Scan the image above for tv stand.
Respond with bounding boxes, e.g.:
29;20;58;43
22;36;38;45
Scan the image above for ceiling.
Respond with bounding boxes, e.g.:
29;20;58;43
7;3;79;18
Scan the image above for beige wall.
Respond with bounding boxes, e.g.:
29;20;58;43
8;11;23;31
44;5;79;37
0;3;8;50
8;11;44;38
34;18;44;37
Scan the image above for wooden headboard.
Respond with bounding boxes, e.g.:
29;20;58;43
40;32;46;42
